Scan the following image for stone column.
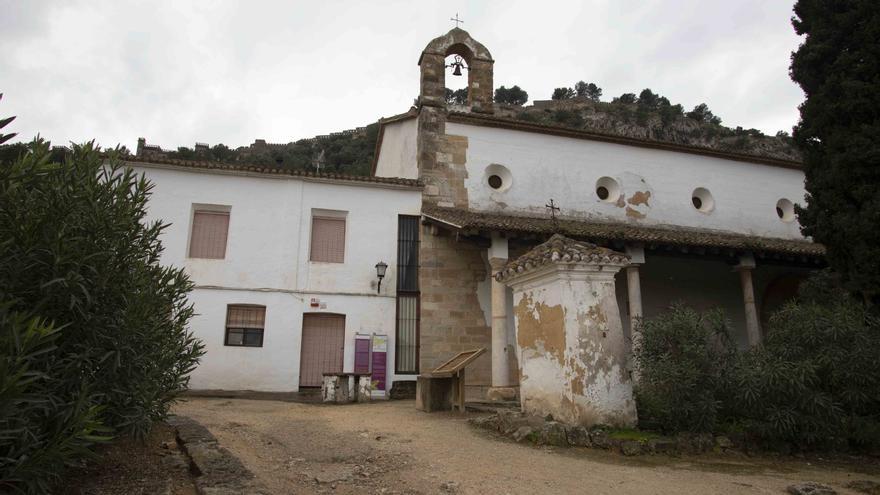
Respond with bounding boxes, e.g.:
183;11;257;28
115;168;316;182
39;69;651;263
487;234;515;401
626;267;643;329
498;235;637;427
736;253;762;347
624;245;645;381
626;244;645;360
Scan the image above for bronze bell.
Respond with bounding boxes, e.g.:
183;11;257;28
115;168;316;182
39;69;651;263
452;63;463;76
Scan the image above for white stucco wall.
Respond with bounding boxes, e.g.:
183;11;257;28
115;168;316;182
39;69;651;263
450;122;807;240
130;164;422;392
373;118;418;180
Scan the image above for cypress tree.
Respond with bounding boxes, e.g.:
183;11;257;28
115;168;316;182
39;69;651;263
790;1;880;303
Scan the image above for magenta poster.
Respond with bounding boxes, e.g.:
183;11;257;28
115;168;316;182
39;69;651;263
371;334;387;392
354;335;371;374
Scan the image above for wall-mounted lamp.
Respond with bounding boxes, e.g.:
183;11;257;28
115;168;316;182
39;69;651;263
375;261;388;294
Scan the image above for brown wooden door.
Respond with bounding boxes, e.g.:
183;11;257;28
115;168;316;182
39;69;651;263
299;314;345;387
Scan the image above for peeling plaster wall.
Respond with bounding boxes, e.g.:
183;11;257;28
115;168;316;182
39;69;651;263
451;122;807;240
373;118;418;180
510;266;637;427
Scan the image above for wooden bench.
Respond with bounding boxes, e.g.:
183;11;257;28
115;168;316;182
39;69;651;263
416;348;486;413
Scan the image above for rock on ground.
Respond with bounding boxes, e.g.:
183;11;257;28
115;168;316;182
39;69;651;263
787;481;837;495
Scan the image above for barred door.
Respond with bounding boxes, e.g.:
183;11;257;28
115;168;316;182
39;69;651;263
299;314;345;387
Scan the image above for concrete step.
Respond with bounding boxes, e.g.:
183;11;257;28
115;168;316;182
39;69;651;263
465;400;520;414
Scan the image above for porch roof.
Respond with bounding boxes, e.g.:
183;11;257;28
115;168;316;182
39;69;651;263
422;206;826;260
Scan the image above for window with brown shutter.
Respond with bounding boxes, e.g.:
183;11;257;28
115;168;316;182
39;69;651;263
225;305;265;347
310;216;346;263
189;209;230;259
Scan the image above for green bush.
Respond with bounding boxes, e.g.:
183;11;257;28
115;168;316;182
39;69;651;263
634;304;736;434
636;272;880;451
0;140;204;493
731;275;880;449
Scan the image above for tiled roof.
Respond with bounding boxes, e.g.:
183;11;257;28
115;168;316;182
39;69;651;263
447;112;803;170
422;206;826;258
123;156;423;188
496;234;629;282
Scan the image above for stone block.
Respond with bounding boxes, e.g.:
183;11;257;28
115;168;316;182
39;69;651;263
512;426;535;443
620;440;645;456
565;426;592;447
486;387;517;401
357;375;372;402
468;415;501;431
590;429;613;449
538;421;569;447
389;380;417;400
647;438;676;454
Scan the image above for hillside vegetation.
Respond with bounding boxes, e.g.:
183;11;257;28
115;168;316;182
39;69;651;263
502;97;799;162
1;85;798;176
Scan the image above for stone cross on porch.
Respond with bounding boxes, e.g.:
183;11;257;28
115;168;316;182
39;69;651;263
546;198;561;230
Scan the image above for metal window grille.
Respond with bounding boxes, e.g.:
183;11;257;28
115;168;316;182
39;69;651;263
397;215;420;292
395;215;420;374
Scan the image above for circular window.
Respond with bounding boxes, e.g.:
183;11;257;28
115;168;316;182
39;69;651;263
484;164;512;192
776;198;795;222
691;187;714;213
488;175;503;189
595;176;621;203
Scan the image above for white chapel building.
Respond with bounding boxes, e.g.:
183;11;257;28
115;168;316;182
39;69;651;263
130;28;823;403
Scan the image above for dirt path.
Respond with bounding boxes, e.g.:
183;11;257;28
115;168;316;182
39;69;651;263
174;398;880;495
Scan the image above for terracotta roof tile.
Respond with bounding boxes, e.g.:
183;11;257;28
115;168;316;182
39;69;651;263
496;234;629;282
422;206;825;258
123;156;423;188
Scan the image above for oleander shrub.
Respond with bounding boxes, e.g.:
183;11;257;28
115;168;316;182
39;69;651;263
636;272;880;451
634;304;737;434
0;139;204;493
731;274;880;449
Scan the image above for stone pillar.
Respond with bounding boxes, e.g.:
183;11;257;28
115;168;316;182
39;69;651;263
624;245;645;381
498;235;637;427
487;234;515;401
736;253;762;347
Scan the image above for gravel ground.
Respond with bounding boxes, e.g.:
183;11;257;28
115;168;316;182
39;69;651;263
174;397;880;495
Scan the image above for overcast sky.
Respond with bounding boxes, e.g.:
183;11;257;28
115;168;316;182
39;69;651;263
1;1;805;151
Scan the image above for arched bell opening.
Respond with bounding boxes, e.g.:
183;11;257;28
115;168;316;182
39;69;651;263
418;28;495;113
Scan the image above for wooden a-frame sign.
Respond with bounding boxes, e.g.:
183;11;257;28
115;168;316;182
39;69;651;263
419;348;486;413
428;348;485;377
